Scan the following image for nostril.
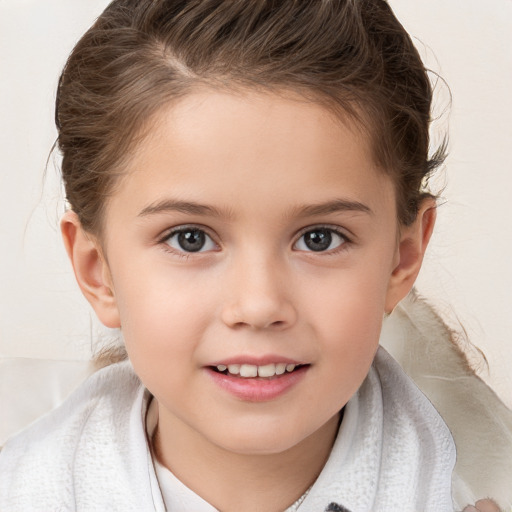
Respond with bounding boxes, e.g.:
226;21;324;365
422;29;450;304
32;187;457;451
221;298;297;330
228;319;287;330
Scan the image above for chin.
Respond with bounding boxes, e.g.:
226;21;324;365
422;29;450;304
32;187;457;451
209;415;332;457
209;424;308;456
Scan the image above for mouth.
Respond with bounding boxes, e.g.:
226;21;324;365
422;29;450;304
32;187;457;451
206;360;310;401
209;363;309;379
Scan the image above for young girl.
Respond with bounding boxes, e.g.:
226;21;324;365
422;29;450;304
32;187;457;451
0;1;508;511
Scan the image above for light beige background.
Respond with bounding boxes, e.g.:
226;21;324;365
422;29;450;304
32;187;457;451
0;0;510;407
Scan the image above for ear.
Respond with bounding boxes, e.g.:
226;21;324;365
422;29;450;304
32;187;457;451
60;211;121;328
385;198;437;313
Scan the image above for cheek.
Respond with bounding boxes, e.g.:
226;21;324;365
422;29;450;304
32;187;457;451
111;265;214;365
305;262;389;334
302;263;389;379
320;294;383;369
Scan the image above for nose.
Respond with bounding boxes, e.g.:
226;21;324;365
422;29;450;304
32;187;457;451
220;253;297;330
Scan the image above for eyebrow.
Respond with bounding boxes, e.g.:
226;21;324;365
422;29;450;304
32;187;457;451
290;199;373;218
137;197;372;219
138;199;230;219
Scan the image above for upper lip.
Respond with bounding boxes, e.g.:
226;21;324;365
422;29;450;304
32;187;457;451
207;355;306;367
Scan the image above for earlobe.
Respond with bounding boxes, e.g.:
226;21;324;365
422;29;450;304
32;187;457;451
60;211;121;328
385;199;437;313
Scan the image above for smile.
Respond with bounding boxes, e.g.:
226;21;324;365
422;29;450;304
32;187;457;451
213;363;304;378
206;361;310;402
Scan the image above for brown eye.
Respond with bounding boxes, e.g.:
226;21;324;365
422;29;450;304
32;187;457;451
295;228;346;252
166;228;216;253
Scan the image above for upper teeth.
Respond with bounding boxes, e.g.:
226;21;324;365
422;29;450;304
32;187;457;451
220;363;298;378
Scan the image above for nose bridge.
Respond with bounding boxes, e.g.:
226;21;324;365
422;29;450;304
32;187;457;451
221;244;296;330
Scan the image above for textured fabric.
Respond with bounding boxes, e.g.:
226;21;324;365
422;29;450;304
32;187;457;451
381;291;512;509
0;348;455;511
0;362;165;512
299;348;455;512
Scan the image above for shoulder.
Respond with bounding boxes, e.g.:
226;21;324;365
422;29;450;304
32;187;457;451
381;293;512;509
0;360;141;452
0;361;143;510
372;346;456;466
372;345;448;428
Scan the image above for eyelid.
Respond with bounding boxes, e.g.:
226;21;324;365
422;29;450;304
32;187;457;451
293;224;352;253
158;224;220;252
158;223;216;240
295;224;352;242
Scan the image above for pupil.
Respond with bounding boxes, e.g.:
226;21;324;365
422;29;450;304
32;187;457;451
304;229;332;251
178;230;205;252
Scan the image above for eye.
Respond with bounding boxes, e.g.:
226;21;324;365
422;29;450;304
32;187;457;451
165;227;217;253
294;227;347;252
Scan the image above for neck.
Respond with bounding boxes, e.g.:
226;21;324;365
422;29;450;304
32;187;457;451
152;406;340;512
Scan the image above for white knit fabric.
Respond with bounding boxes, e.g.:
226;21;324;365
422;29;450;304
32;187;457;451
0;347;455;511
0;362;165;512
299;347;456;512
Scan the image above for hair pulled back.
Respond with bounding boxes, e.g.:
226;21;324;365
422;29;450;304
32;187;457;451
56;0;445;236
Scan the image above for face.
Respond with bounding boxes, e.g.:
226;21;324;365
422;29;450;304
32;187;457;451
94;90;404;455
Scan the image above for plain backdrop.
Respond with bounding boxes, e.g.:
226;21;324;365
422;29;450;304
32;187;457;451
0;0;511;408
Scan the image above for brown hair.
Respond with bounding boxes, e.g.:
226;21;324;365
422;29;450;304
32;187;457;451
56;0;446;239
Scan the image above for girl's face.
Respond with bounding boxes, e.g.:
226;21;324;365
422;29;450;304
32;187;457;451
78;90;425;456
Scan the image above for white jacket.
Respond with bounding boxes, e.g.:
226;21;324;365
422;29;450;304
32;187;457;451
0;347;456;512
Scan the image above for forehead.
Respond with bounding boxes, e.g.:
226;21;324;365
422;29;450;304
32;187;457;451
110;89;395;223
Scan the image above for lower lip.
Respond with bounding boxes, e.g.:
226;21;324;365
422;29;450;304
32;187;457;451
205;366;309;402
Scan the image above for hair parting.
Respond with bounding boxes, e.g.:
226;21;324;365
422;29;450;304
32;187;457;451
56;0;447;239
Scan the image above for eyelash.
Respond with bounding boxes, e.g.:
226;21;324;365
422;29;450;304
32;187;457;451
158;225;219;258
293;225;352;255
157;224;352;258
